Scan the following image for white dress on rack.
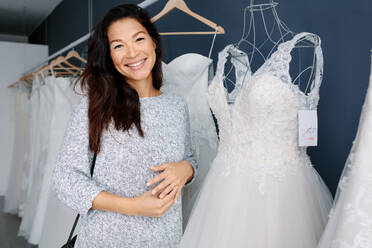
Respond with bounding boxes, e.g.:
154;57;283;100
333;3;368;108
3;85;30;214
317;54;372;248
19;76;41;218
37;77;82;248
25;76;81;245
18;76;55;242
161;54;219;227
180;32;332;248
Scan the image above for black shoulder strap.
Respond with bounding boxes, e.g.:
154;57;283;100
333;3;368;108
90;153;97;177
66;152;97;243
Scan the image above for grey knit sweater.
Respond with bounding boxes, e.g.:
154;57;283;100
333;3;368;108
52;92;197;248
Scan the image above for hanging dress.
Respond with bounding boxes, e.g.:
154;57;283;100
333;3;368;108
3;84;30;214
18;75;55;242
37;77;82;248
161;54;219;227
317;52;372;248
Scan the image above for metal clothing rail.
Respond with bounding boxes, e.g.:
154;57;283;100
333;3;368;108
25;0;160;74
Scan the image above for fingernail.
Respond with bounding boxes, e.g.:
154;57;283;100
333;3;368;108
152;190;155;195
146;182;150;186
160;195;163;199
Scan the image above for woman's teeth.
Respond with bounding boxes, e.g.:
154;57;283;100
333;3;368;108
127;59;145;67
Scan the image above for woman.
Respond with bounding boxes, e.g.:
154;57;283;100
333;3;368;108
52;4;197;248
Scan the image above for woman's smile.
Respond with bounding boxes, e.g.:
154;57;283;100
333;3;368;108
126;58;147;70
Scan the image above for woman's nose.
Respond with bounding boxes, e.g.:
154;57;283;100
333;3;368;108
126;44;139;58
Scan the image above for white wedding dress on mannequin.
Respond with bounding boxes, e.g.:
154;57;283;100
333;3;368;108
161;54;219;227
180;32;332;248
317;53;372;248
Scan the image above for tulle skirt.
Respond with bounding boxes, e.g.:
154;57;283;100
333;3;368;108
180;156;332;248
317;57;372;248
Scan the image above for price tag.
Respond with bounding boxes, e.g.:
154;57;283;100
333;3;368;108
298;110;318;147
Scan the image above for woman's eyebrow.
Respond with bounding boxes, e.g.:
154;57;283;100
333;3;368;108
109;39;123;44
109;31;145;44
133;31;146;37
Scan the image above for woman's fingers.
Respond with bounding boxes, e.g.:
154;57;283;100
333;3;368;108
150;163;169;172
159;183;177;199
147;172;166;187
151;179;170;195
160;187;178;211
174;186;182;203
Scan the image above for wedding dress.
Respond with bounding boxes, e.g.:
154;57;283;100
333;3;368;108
161;54;219;227
18;75;55;241
26;76;81;245
3;85;30;214
19;75;42;218
37;77;82;248
180;32;332;248
317;53;372;248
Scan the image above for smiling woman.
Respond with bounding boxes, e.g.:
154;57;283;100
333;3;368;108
108;18;157;87
52;4;197;248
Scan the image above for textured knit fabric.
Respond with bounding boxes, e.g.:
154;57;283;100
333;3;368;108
52;92;197;248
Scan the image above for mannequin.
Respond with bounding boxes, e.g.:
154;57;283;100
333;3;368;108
224;0;320;103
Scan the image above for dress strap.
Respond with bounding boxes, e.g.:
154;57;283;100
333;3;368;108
215;45;234;79
285;32;323;93
229;48;250;102
279;32;324;108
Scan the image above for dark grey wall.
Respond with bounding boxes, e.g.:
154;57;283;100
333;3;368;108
29;0;372;195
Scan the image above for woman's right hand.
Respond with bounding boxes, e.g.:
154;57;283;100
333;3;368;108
133;187;178;217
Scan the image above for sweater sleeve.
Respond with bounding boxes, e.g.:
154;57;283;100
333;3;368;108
52;97;105;215
183;102;198;187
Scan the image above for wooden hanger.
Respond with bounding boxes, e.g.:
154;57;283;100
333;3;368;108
8;74;33;88
65;50;87;64
8;49;86;88
34;50;85;76
151;0;225;35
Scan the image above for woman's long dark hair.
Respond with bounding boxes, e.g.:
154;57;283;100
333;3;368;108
79;4;163;153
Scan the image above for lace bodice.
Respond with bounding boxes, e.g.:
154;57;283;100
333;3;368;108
207;32;323;193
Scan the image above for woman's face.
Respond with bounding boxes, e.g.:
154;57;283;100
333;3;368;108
107;17;156;85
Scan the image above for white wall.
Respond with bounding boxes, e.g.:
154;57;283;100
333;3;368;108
0;41;48;195
0;33;28;43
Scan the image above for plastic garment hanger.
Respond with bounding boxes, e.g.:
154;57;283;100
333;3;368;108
151;0;225;35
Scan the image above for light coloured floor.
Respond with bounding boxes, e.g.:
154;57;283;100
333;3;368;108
0;197;36;248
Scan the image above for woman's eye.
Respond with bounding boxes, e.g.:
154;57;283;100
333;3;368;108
113;44;123;49
136;37;145;42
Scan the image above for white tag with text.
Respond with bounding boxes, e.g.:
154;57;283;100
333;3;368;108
298;110;318;147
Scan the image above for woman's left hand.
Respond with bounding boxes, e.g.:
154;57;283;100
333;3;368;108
147;161;194;203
